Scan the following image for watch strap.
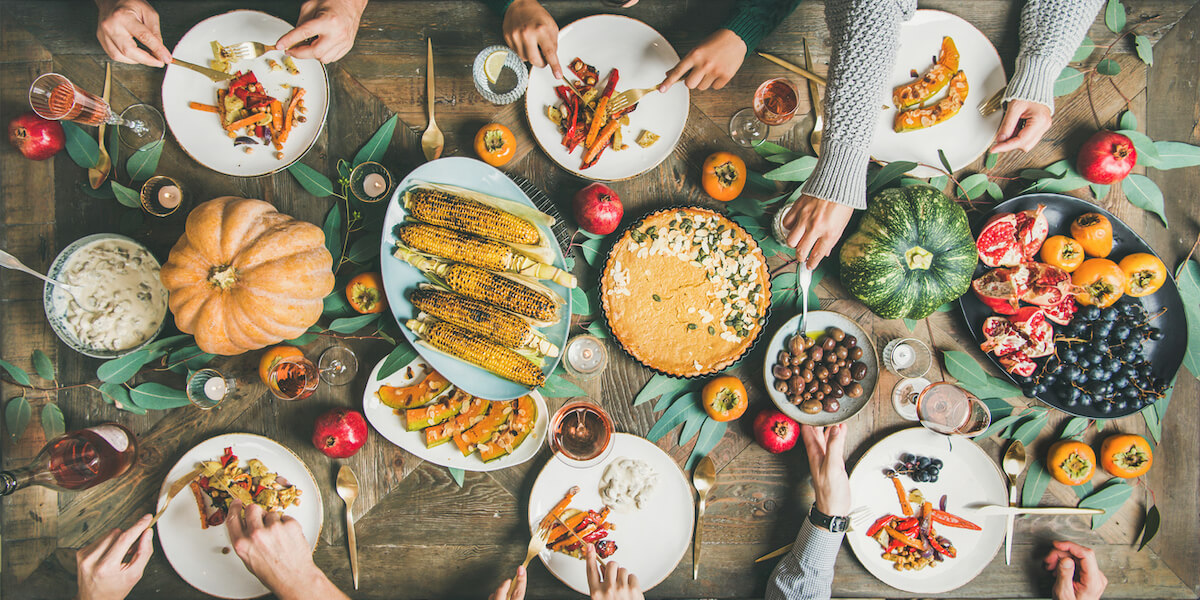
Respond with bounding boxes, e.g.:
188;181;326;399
808;504;849;533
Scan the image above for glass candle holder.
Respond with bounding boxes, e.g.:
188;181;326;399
349;161;393;203
562;334;607;380
187;368;234;410
890;376;931;421
882;337;932;378
140;175;182;217
472;45;529;105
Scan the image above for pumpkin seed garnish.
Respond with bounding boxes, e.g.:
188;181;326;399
687;323;697;330
708;326;716;335
630;229;647;243
652;294;661;302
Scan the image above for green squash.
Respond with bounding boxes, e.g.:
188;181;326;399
839;185;977;320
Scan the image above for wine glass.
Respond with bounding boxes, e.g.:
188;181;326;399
916;382;991;437
548;400;614;468
318;345;359;386
729;77;800;147
267;356;320;401
29;73;163;146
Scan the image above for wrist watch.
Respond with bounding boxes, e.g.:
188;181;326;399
808;504;849;533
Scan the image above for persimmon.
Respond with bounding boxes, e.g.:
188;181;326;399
474;123;515;167
346;272;388;314
1047;440;1096;486
1118;253;1166;297
701;152;746;202
702;375;748;422
1072;258;1126;307
259;345;304;386
1069;212;1113;258
1100;434;1153;478
1039;235;1085;273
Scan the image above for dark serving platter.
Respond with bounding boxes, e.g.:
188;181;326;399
958;193;1187;419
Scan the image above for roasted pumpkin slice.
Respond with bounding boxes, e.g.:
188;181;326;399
404;390;468;431
479;395;537;462
425;394;489;448
378;371;450;410
454;400;516;456
894;70;969;133
893;37;959;109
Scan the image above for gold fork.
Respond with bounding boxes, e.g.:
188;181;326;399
221;41;277;62
607;86;658;114
978;88;1006;116
520;524;550;569
147;466;204;528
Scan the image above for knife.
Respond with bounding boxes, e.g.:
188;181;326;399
975;505;1105;517
148;466;205;528
756;51;827;86
553;512;605;568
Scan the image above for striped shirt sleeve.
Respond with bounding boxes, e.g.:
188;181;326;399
764;519;846;600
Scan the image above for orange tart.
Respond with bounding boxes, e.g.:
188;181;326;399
600;207;771;377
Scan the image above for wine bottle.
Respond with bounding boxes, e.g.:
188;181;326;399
0;423;138;496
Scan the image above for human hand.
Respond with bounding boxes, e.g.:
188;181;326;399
76;513;154;600
487;565;527;600
585;545;644;600
658;29;746;92
782;195;855;269
225;501;343;600
1044;541;1108;600
991;99;1053;153
800;424;850;517
502;0;562;79
275;0;366;64
94;0;171;67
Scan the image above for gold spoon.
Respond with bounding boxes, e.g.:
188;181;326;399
692;456;716;580
420;38;444;161
88;62;112;189
336;465;361;590
802;38;823;156
1002;440;1027;566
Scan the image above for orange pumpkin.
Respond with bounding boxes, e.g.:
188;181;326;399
1099;433;1153;478
160;197;335;355
1047;440;1096;486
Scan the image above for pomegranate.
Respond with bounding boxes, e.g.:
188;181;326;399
1014;205;1049;260
312;408;368;458
1042;295;1078;326
752;408;799;454
573;183;623;235
1010;307;1054;358
1077;130;1136;184
8;112;65;161
971;265;1030;315
998;350;1037;377
1021;262;1076;307
980;316;1027;357
976;213;1023;267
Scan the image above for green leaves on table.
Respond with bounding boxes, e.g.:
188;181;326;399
1054;67;1085;97
1021;459;1051;508
633;373;691;407
647;392;703;442
1078;479;1133;529
762;155;816;182
641;383;727;471
687;418;727;470
1060;416;1092;440
1008;408;1051;447
1072;36;1097;62
126;140;164;181
323;203;343;266
585;320;608;340
1021;160;1087;194
1141;378;1173;443
753;141;793;158
111;181;141;208
1119;110;1137;131
1134;35;1153;66
1136;504;1159;551
285;325;323;346
290;162;336;198
540;369;585;398
354;114;398;167
571;287;594;317
5;396;31;443
1122;174;1167;227
31;350;55;381
1104;0;1126;34
866;161;917;196
957;173;993;201
732;215;791;259
328;313;381;334
448;467;465;488
129;382;191;410
1151;141;1200;169
41;403;65;440
96;348;160;384
376;342;418;382
942;350;1023;399
0;358;32;387
60;121;101;169
1096;59;1121;77
575;232;608;266
1176;258;1200;381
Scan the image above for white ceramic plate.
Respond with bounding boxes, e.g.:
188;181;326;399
379;157;570;400
870;9;1006;178
162;10;329;177
763;311;879;426
845;427;1007;594
525;14;689;181
362;354;549;471
156;433;323;599
527;434;694;595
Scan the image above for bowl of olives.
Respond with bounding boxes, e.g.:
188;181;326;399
762;311;880;426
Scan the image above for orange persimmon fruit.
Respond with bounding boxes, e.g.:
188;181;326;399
1072;258;1126;307
1099;433;1153;478
1047;440;1096;486
346;272;388;314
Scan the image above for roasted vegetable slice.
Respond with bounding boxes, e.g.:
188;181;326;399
454;400;515;455
424;392;489;448
376;370;450;410
479;394;537;461
404;389;468;431
893;37;959;109
893;70;968;132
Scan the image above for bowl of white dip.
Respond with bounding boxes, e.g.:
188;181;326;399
43;234;170;359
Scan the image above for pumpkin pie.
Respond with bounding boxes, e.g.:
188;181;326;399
600;207;771;377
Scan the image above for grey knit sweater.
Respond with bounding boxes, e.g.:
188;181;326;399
800;0;1104;211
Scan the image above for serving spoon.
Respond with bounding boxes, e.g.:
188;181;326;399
420;38;444;161
0;249;100;313
692;456;716;579
336;465;361;590
1002;440;1027;566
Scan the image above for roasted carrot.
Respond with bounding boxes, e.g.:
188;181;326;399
551;522;598;552
270;100;283;135
279;87;306;144
538;486;580;531
581;119;619;166
892;477;913;516
545;510;589;543
189;101;219;113
216;89;227;124
224;112;270;132
882;525;925;551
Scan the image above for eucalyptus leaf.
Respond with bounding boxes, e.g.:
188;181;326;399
1150;140;1200;170
763;155;817;182
1104;0;1126;33
289;162;336;197
943;351;1023;398
866;161;918;196
726;193;767;218
97;382;144;413
747;171;775;191
647;393;704;442
40;403;65;439
679;408;708;445
937;148;954;175
902;318;918;332
111;181;141;209
571;287;593;316
5;396;31;442
354;114;397;166
376;343;418;381
1123;174;1167;227
1025;173;1088;194
108;123;120;180
1133;34;1153;65
1140;403;1161;443
1071;36;1097;62
1136;504;1159;551
79;181;116;199
655;389;688;413
980;413;1024;440
60;121;100;169
586;320;609;340
1021;459;1052;507
633;373;690;407
1119;110;1137;131
928;175;949;191
984;152;998;169
328;313;381;333
1019;168;1064;181
1012;411;1051;447
981;397;1015;419
687;418;726;470
96;349;156;383
345;233;381;263
986;181;1004;201
1114;129;1161;164
337;159;351;181
1089;183;1110;200
126;140;164;181
1061;417;1091;439
1096;59;1121;77
578;235;606;265
1054;67;1085;97
323;289;355;317
1073;480;1094;499
540;372;585;398
959;173;991;200
448;466;465;487
129;382;191;410
285;325;323;346
143;334;194;354
765;152;804;164
31;350;54;381
1079;480;1134;529
753;141;792;157
323;204;343;265
1175;259;1200;380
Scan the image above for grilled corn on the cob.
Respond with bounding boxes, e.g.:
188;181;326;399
407;318;546;387
411;289;560;357
404;188;541;246
398;223;577;288
392;247;562;323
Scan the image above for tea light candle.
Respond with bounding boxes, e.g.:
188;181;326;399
565;335;606;376
363;173;386;197
891;342;915;369
203;376;227;401
158;185;181;209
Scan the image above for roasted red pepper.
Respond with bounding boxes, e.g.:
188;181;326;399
885;537;905;553
866;515;896;537
563;95;581;152
882;526;925;551
928;535;957;558
582;530;608;542
220;447;237;467
595;539;617;558
932;509;981;531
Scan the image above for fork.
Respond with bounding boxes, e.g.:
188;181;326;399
978;88;1006;117
519;525;550;570
607;86;657;114
221;41;277;62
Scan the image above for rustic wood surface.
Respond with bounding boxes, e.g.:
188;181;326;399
1;1;1198;598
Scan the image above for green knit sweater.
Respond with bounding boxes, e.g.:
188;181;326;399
482;0;801;52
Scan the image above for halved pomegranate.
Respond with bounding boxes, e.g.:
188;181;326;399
972;265;1030;315
1042;295;1078;326
977;213;1023;267
980;317;1027;357
1014;205;1049;260
1021;262;1077;307
998;350;1037;377
1010;307;1054;358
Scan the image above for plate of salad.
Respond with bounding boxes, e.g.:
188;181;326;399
524;14;689;181
162;9;329;177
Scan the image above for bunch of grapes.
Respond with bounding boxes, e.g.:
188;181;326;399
883;453;943;483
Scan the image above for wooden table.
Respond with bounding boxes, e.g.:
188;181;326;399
2;1;1198;597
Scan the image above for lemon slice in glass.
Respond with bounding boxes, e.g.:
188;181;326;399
483;50;508;84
